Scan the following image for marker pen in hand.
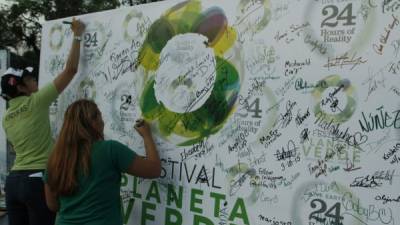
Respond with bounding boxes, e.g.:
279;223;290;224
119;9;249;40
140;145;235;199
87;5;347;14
135;119;144;128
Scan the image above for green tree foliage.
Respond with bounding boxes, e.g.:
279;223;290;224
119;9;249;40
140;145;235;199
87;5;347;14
0;1;45;56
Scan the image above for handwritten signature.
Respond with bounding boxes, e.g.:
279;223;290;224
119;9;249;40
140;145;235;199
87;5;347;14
277;100;297;128
350;175;382;188
373;14;399;55
375;194;400;204
391;39;400;57
362;67;386;101
323;52;367;70
343;158;362;172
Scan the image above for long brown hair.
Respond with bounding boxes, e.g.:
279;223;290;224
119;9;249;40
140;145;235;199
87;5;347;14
47;99;104;196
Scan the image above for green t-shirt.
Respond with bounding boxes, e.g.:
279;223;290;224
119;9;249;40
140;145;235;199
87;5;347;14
45;140;136;225
2;82;58;170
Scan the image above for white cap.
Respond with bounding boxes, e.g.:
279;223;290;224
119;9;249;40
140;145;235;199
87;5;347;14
3;67;24;77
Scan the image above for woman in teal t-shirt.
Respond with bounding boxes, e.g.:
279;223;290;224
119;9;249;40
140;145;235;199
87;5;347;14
44;99;161;225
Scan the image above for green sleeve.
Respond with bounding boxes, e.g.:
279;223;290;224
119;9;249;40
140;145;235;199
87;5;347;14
109;140;137;173
32;82;58;108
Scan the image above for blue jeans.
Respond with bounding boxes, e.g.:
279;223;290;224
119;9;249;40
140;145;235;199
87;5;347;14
5;170;55;225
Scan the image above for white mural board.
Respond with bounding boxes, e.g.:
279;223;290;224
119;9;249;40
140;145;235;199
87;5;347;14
39;0;400;224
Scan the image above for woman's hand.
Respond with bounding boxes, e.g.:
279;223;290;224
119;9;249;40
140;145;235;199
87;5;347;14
128;119;161;178
134;119;152;138
71;17;85;37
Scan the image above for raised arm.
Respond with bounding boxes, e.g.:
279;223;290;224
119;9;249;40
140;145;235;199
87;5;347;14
53;17;85;93
126;120;161;178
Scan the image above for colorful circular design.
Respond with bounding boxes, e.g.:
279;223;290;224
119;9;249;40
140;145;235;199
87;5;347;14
49;23;64;51
123;9;148;42
154;33;217;113
137;0;240;146
312;75;356;123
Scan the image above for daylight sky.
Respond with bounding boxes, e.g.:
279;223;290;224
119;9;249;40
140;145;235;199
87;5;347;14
0;0;9;6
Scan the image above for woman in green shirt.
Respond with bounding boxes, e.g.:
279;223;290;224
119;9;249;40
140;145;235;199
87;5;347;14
1;18;85;225
44;99;161;225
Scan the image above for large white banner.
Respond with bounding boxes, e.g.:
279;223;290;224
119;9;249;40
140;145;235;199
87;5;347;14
40;0;400;224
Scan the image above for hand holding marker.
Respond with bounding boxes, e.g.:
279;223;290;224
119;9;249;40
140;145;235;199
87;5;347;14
135;119;144;128
134;119;153;139
62;17;85;41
